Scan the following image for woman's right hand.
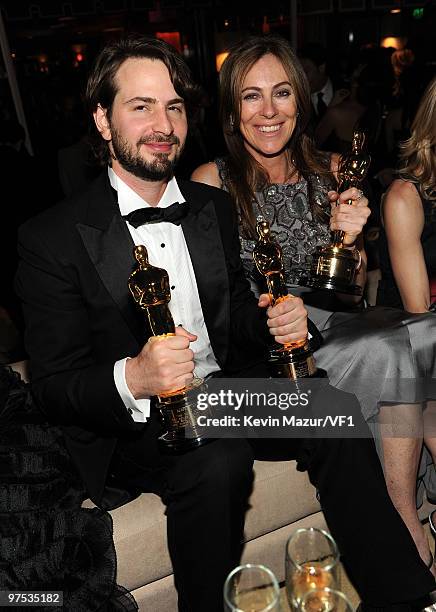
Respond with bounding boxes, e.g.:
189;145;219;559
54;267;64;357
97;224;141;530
328;187;370;246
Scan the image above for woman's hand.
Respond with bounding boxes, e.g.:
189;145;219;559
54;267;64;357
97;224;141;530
328;188;370;246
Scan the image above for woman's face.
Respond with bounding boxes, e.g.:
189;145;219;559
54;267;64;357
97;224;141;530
239;53;298;162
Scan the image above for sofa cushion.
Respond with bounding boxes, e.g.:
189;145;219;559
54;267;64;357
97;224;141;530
110;492;168;590
245;460;320;541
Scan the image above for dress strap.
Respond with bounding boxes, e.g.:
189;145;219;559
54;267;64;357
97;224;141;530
214;157;230;192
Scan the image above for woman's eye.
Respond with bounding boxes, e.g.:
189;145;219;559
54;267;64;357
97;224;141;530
275;89;292;98
243;93;260;101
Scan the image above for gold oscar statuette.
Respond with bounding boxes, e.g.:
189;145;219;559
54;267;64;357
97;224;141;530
305;130;371;295
253;220;324;379
128;245;208;451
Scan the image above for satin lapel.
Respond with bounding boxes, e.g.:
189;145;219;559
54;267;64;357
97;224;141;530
76;180;144;342
181;198;229;367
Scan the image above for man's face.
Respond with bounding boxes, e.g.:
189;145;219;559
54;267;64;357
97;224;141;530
94;57;188;181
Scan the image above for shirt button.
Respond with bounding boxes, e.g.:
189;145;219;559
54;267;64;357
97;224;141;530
171;285;175;290
161;243;165;248
128;408;133;415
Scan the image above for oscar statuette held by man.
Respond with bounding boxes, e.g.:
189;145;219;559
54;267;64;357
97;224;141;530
128;244;207;451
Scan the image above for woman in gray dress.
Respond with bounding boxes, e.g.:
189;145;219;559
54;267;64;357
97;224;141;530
192;35;436;572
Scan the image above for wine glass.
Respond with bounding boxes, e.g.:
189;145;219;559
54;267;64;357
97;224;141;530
285;528;339;610
224;563;281;611
299;587;354;612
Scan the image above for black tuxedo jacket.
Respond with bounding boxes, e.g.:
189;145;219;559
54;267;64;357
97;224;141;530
16;172;270;507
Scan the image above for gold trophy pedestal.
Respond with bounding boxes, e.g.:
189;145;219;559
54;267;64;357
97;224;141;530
157;377;210;452
269;342;319;379
307;244;363;295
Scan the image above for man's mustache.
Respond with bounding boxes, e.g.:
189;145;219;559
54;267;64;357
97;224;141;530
137;135;180;146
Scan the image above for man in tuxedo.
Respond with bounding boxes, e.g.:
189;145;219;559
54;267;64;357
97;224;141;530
15;35;307;612
298;43;337;120
16;36;436;612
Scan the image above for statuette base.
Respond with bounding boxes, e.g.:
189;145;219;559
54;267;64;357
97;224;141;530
269;344;325;379
157;378;211;452
305;245;362;296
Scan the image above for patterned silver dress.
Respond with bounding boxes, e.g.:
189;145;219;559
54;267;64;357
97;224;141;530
216;157;436;502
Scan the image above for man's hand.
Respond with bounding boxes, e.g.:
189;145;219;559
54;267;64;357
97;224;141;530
328;188;370;246
329;88;350;107
258;294;308;345
126;327;196;399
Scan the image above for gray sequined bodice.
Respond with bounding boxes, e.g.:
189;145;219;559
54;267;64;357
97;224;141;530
215;158;333;290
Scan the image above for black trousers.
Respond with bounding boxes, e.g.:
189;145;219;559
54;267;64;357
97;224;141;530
111;412;435;612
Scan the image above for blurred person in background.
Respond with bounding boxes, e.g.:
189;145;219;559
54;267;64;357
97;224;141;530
377;76;436;312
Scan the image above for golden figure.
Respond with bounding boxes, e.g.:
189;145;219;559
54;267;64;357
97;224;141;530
333;131;371;247
253;219;316;376
128;245;175;337
253;220;287;305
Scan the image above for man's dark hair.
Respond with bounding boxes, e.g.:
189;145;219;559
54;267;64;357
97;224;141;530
85;34;202;165
297;43;327;68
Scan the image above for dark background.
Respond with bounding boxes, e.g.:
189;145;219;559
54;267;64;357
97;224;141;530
1;0;436;185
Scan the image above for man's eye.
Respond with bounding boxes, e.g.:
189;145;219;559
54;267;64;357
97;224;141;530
134;105;147;111
168;106;183;113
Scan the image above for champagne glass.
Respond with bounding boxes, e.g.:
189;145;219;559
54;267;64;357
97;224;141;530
224;563;281;611
285;528;339;610
299;587;354;612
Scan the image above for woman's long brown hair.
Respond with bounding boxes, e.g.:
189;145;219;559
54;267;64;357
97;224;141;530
219;35;332;238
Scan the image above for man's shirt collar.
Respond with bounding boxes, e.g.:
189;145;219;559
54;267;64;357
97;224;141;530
108;167;185;217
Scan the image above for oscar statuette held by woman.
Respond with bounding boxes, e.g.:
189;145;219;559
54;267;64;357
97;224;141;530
253;218;325;379
305;130;371;295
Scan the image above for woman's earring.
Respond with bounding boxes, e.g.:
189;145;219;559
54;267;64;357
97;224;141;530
230;115;235;129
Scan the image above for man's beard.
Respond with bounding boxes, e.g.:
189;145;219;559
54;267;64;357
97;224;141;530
110;127;183;181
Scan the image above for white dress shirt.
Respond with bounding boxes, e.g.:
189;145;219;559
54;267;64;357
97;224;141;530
110;167;220;422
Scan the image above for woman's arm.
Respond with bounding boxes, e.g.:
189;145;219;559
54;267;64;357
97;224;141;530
191;162;222;189
382;179;429;312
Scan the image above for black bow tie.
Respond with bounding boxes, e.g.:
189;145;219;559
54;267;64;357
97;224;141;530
122;201;189;228
316;92;327;117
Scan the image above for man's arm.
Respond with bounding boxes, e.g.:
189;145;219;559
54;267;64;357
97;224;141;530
16;221;137;433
